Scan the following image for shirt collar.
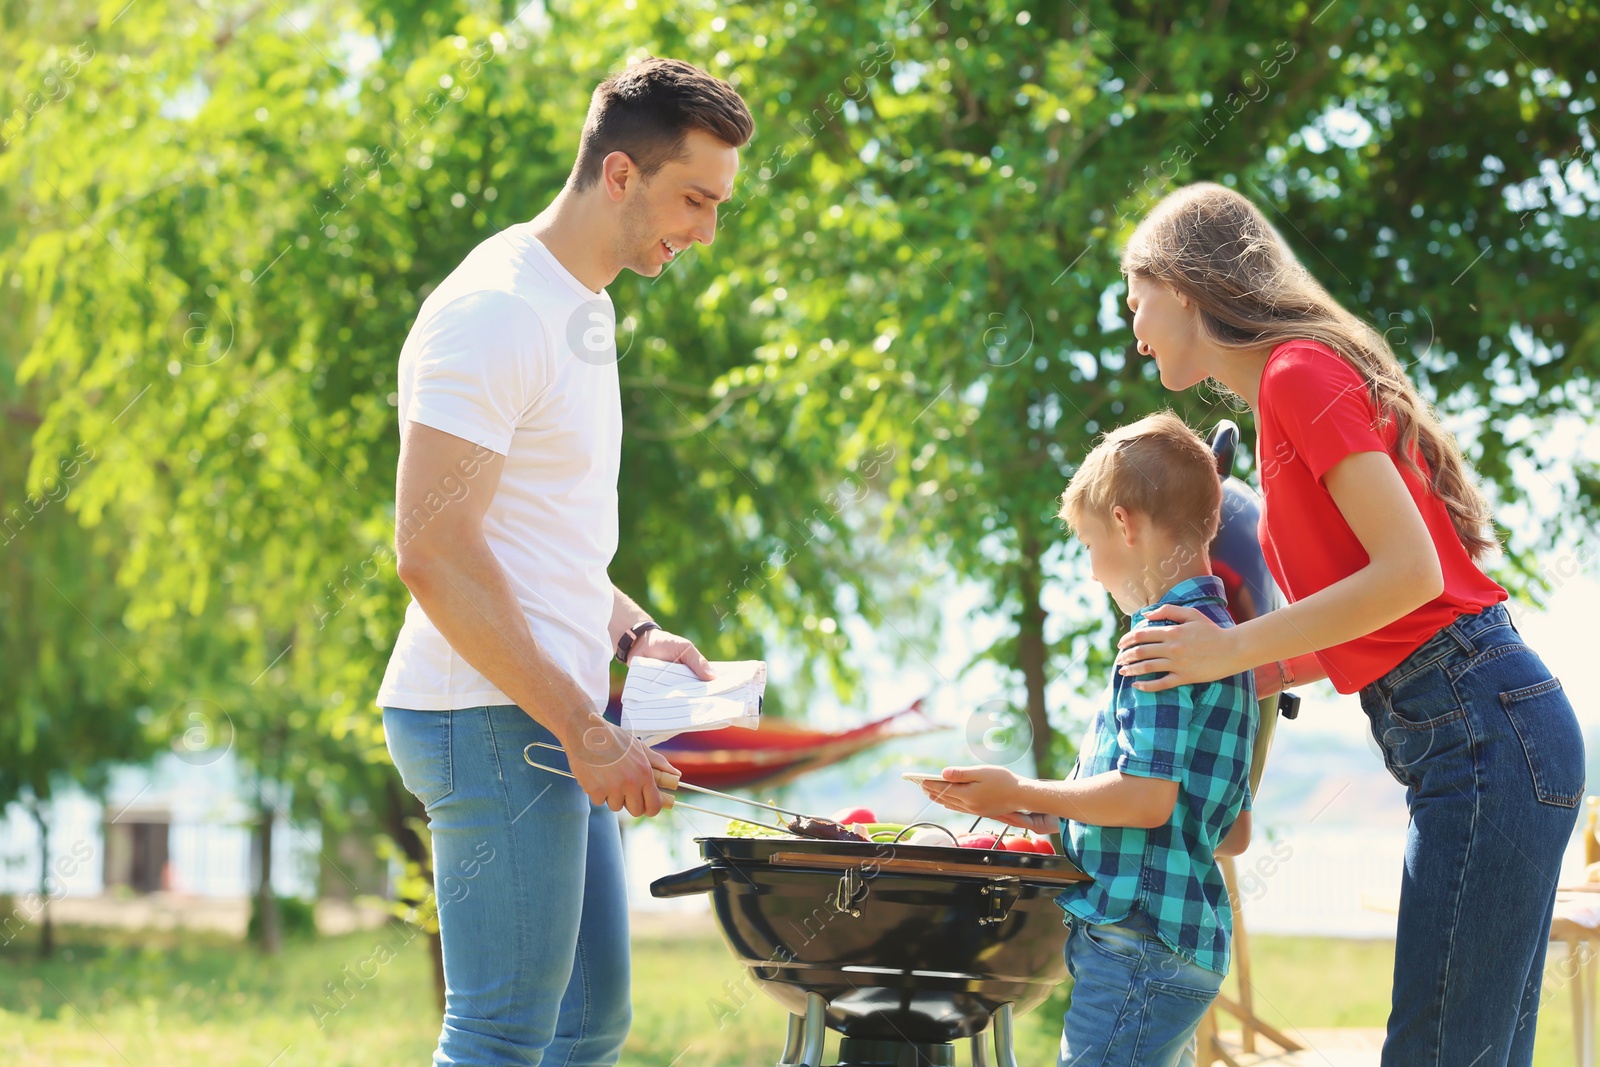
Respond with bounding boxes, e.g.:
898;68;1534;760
1130;574;1227;626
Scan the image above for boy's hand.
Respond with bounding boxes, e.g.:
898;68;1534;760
994;810;1056;834
919;765;1025;819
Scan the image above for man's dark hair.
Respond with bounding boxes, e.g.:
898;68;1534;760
569;57;754;191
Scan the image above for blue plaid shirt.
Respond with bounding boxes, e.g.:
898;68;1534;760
1055;575;1257;975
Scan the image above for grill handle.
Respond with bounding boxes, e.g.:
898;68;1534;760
769;850;1089;886
650;863;717;899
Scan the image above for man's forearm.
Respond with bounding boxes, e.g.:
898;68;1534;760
609;585;652;652
403;536;601;744
1013;771;1177;829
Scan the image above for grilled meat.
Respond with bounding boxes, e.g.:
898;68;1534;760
786;816;870;842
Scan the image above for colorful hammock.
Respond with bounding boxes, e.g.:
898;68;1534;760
608;697;943;790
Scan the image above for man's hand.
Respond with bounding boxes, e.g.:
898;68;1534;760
628;627;715;680
559;715;682;817
919;765;1026;819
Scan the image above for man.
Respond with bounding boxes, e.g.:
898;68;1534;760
377;58;753;1066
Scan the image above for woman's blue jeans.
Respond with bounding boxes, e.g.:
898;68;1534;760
1358;603;1584;1067
384;705;631;1067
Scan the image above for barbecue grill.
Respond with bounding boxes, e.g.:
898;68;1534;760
651;834;1088;1067
639;419;1299;1067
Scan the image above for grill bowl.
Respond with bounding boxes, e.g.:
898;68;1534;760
651;835;1087;1043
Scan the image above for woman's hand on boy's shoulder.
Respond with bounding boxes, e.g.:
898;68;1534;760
1115;603;1248;691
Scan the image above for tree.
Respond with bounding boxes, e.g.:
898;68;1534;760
4;0;1597;865
1;0;893;987
598;0;1600;774
0;363;153;957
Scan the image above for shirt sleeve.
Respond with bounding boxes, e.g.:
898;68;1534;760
1113;667;1192;782
1262;342;1388;483
403;289;549;456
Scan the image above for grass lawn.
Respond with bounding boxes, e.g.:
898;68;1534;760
0;920;1580;1065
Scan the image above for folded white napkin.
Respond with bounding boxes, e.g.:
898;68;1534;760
620;657;765;745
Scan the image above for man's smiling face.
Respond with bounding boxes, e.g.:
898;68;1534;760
614;128;739;278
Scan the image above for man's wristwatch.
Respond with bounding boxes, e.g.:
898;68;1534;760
616;621;660;664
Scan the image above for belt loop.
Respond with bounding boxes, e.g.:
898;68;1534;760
1447;616;1475;656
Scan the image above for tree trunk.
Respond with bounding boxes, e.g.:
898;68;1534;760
384;775;445;1010
255;795;281;954
1017;522;1055;780
26;798;54;960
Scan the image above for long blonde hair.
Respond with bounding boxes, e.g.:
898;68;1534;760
1121;182;1497;560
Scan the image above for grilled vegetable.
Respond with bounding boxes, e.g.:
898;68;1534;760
998;834;1057;854
833;806;877;825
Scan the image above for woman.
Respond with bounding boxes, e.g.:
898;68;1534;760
1111;182;1583;1067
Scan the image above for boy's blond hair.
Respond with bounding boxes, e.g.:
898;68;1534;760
1059;412;1222;543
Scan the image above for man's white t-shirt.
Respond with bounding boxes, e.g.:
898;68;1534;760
376;223;621;712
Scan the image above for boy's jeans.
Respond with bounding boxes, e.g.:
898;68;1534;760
1057;909;1221;1067
384;705;631;1067
1359;603;1583;1067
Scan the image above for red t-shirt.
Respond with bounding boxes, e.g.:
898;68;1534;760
1256;339;1506;693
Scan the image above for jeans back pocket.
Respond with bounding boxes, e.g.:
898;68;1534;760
1080;919;1144;965
384;708;455;809
1499;678;1585;809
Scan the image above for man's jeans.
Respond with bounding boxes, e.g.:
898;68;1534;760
1057;909;1222;1067
384;705;630;1067
1359;603;1584;1067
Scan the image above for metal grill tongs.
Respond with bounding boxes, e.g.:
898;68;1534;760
522;740;803;833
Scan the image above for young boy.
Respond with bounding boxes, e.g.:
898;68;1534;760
921;411;1256;1067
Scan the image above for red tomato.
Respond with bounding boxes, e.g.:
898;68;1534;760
1030;836;1057;854
1001;835;1039;853
956;833;999;849
832;806;876;825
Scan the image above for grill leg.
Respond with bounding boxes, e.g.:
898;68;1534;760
971;1023;997;1067
777;991;827;1067
778;1011;806;1066
992;1004;1019;1067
